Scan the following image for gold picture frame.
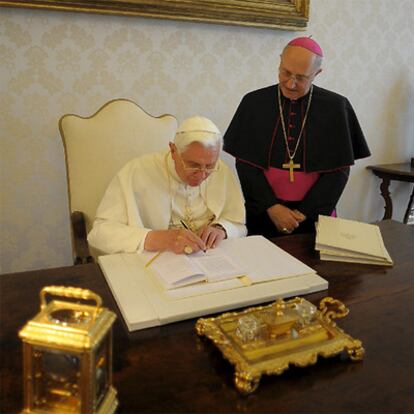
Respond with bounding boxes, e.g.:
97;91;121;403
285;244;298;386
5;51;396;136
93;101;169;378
0;0;309;31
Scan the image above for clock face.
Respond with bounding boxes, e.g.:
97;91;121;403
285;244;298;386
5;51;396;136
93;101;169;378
33;348;81;411
28;340;112;412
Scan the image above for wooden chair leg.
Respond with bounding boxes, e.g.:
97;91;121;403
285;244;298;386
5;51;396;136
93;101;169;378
71;211;94;264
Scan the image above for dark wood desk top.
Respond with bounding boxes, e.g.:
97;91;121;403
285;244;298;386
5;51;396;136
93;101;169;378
1;220;414;413
367;162;414;180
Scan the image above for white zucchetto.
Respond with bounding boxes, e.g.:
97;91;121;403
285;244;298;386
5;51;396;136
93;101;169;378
175;116;221;140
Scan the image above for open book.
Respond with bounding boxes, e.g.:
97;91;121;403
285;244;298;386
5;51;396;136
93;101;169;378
139;248;244;289
139;235;317;291
98;235;328;330
315;215;393;266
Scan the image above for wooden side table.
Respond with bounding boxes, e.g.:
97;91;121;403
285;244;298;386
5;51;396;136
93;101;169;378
367;162;414;224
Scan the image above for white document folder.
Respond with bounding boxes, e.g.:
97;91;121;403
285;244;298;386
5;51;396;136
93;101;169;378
315;215;393;265
98;236;328;331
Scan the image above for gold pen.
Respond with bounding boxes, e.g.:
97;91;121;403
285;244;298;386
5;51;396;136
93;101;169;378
180;220;206;253
145;251;162;268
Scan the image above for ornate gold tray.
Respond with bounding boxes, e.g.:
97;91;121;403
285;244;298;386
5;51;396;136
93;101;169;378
195;297;364;394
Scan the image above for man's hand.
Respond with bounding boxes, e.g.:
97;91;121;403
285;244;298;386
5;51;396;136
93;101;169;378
267;204;306;234
144;229;206;254
198;225;226;249
293;209;306;222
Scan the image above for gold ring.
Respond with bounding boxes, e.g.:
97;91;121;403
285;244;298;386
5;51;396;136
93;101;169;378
184;245;193;254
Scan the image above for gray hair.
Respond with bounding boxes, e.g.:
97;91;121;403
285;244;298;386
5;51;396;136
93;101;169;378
312;54;323;71
281;45;323;71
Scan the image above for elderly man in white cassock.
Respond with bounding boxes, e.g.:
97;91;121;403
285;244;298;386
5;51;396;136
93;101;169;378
88;116;247;255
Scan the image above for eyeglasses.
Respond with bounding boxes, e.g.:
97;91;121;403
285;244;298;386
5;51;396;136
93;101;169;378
279;67;315;84
177;152;219;174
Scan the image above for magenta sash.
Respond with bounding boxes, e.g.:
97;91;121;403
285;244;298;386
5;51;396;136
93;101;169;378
264;167;319;201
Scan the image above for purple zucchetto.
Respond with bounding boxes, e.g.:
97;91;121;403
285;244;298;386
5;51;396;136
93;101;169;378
287;36;323;57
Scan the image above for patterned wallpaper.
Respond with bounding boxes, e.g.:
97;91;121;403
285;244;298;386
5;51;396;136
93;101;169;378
1;0;413;273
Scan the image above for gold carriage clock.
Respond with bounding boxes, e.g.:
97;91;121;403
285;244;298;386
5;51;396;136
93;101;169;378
18;286;118;414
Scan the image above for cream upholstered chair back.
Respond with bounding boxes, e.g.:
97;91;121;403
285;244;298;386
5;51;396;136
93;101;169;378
59;98;178;263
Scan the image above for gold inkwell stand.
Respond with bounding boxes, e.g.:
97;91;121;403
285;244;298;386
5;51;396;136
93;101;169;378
196;297;365;394
18;286;118;414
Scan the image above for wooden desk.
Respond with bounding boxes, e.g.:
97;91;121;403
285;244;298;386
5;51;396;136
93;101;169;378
1;220;414;413
367;162;414;223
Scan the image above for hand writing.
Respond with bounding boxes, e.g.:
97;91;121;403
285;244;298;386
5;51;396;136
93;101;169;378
144;229;206;254
198;225;226;249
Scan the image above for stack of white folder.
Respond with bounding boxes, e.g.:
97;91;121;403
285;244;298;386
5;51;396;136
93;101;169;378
315;215;393;266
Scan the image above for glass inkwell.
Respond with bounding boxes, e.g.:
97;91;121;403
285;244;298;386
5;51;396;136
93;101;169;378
19;286;118;414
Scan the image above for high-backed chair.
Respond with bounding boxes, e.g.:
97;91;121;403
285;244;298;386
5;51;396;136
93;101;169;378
59;99;178;264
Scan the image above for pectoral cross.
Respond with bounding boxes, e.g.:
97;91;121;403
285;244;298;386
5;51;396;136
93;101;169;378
282;159;301;182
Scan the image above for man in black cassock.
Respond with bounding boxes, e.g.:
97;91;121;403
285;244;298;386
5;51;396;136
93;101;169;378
223;37;370;237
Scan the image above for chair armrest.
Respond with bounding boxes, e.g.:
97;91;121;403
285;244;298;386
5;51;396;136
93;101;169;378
71;211;94;264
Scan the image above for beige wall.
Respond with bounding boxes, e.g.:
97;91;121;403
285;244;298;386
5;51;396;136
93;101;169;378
1;0;413;273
